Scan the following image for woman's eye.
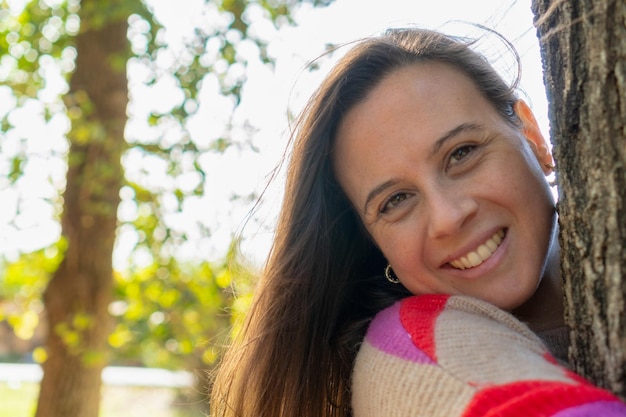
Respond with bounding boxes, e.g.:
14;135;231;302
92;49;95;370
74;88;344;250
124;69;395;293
381;193;408;213
450;145;476;163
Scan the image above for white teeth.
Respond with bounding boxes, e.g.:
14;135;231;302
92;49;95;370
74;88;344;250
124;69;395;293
449;230;505;270
477;245;491;259
485;238;498;252
467;252;482;265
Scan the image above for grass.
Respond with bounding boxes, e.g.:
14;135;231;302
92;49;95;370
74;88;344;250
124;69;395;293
0;382;37;417
0;382;205;417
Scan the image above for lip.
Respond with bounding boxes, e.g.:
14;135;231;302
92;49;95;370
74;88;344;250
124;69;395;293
440;228;508;279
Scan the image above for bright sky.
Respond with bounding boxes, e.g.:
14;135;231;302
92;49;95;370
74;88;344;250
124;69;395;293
0;0;548;269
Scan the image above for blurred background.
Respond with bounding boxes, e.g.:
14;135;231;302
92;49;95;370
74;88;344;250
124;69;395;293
0;0;546;415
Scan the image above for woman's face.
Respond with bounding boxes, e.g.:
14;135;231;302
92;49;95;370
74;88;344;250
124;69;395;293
333;62;557;311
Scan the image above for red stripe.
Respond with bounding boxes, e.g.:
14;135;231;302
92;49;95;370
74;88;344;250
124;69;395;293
462;380;620;417
543;351;593;386
399;294;449;362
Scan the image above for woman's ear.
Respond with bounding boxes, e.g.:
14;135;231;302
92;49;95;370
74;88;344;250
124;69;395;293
513;100;554;175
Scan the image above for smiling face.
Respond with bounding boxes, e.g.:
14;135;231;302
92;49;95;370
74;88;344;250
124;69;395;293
333;62;557;311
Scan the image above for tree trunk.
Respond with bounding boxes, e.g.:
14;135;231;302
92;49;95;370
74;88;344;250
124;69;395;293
35;2;129;416
531;0;626;399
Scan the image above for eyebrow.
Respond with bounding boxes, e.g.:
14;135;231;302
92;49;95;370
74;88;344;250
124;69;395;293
362;179;401;214
362;122;484;214
431;122;483;156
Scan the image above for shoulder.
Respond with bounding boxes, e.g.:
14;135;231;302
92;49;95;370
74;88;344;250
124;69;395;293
351;294;626;417
361;294;545;365
352;295;473;416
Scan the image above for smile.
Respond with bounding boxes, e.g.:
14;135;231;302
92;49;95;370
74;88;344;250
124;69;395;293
449;229;505;270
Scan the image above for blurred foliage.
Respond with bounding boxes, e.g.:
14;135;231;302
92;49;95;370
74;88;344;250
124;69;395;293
0;234;255;369
0;0;332;371
110;251;254;369
0;241;65;341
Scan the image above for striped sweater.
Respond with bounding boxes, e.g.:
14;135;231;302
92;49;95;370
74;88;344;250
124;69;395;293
352;294;626;416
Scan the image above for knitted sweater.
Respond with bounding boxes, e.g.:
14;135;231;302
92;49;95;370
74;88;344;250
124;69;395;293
352;294;626;416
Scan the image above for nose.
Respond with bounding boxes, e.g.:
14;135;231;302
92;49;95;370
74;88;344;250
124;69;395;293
426;185;478;239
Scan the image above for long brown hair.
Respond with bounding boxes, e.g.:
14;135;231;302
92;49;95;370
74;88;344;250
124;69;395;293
210;27;521;417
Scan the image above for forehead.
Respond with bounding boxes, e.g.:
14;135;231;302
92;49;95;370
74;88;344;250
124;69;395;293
337;62;485;137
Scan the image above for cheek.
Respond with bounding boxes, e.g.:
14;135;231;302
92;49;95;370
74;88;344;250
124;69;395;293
370;229;397;261
506;161;555;259
499;150;553;206
373;226;426;273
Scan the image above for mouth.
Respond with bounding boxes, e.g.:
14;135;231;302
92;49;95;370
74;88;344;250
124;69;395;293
448;229;505;270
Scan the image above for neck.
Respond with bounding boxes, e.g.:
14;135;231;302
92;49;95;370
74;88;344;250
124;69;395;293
513;235;564;332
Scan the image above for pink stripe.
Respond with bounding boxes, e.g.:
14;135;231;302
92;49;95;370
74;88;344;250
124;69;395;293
552;401;626;417
365;301;436;364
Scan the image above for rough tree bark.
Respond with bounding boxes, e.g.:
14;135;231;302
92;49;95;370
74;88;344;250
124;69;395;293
34;2;129;416
531;0;626;399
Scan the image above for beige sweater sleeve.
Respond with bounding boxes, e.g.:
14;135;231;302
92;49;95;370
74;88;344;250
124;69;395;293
351;294;626;417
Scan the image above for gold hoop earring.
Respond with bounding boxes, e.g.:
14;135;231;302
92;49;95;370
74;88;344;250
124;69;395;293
384;264;400;284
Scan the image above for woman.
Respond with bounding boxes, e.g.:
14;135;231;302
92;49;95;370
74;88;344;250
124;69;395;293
211;28;626;416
